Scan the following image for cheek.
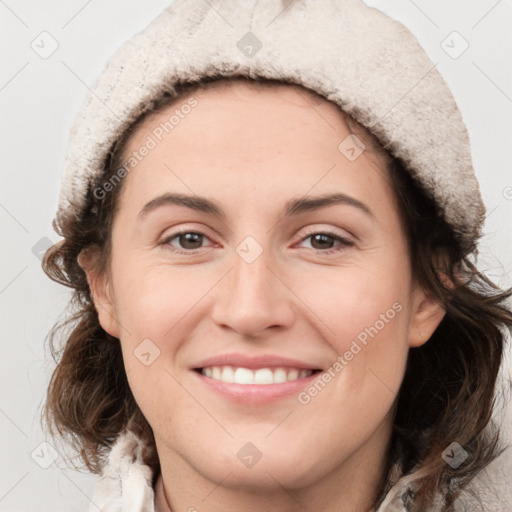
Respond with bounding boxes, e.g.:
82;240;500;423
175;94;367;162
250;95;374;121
111;258;198;338
110;262;222;400
305;260;410;340
111;263;199;434
296;261;412;398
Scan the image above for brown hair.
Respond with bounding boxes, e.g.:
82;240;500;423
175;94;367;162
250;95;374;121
42;77;512;510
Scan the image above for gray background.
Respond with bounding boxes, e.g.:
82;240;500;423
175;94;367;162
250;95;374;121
1;0;511;510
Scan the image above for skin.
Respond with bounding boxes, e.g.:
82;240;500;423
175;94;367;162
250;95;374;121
79;80;445;512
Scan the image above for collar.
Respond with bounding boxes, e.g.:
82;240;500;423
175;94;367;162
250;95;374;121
87;428;156;512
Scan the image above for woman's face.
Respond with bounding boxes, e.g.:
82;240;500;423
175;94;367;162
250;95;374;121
85;80;444;495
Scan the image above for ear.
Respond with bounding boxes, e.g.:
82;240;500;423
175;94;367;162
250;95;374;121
408;286;446;348
77;247;120;339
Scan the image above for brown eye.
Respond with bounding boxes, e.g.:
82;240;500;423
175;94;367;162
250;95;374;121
299;231;354;255
309;233;336;250
178;232;204;249
162;231;209;252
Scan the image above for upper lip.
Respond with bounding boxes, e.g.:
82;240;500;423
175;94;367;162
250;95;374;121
193;353;322;371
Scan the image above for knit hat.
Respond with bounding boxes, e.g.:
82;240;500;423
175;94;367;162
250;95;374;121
55;0;485;252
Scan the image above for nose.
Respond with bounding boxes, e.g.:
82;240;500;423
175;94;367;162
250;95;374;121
210;247;295;338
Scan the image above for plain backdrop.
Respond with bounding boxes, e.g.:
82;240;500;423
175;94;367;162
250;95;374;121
1;1;511;510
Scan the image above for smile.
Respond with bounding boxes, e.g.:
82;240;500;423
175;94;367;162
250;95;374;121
198;366;318;385
191;353;324;404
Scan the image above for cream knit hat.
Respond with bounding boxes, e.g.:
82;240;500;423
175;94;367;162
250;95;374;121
56;0;485;252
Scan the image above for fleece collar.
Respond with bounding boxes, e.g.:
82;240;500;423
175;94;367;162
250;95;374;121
86;429;156;512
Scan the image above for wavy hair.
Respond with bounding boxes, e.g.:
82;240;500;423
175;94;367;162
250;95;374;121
42;77;512;511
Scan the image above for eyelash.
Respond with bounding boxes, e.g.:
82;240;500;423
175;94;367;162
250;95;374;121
159;229;354;256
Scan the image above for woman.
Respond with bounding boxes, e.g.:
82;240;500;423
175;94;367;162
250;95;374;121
42;0;512;511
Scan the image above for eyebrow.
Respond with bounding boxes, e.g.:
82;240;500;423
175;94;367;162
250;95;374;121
137;192;375;221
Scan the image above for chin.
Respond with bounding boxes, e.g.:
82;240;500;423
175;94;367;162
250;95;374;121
183;439;326;492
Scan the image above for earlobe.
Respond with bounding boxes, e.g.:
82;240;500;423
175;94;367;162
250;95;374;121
77;249;120;339
409;290;446;348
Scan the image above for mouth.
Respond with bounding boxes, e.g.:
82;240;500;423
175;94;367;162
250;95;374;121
194;365;322;385
191;353;324;404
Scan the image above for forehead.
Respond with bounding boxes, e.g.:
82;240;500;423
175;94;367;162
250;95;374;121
117;79;394;218
128;78;387;163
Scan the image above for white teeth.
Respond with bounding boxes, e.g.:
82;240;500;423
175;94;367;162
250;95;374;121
288;369;299;380
253;368;273;384
200;366;315;384
234;367;253;384
273;368;287;383
221;366;235;383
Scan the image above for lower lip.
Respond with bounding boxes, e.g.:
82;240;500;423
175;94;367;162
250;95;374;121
191;369;321;405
